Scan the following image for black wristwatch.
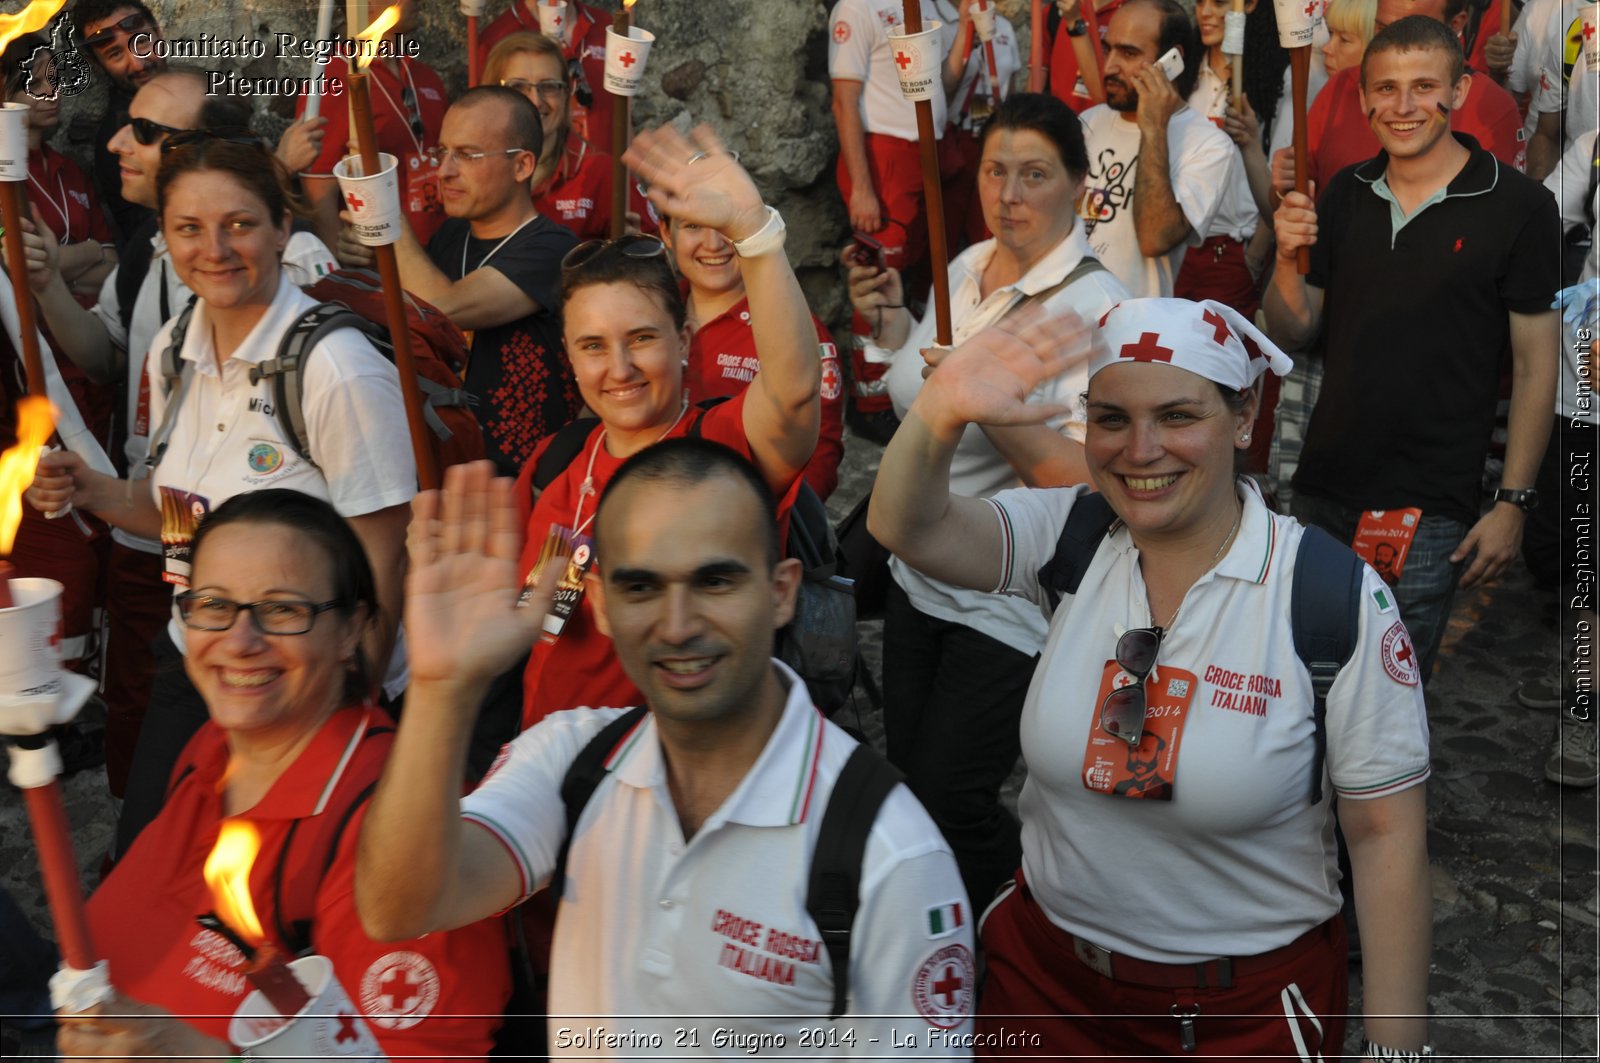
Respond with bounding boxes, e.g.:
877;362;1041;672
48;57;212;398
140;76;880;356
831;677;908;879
1492;487;1540;512
1066;17;1089;36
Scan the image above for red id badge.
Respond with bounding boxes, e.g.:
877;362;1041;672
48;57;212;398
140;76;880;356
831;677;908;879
403;150;443;220
521;524;595;643
1081;660;1199;801
1352;507;1422;587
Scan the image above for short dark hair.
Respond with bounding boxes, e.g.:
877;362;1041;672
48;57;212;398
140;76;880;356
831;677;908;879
596;438;781;567
453;85;544;157
560;240;687;332
190;490;379;701
73;0;156;40
157;135;309;223
977;92;1090;180
1362;14;1465;87
1122;0;1202;99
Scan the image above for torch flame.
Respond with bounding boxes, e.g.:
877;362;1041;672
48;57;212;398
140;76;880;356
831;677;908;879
204;819;266;945
0;397;54;555
623;0;636;10
0;0;68;54
352;3;401;74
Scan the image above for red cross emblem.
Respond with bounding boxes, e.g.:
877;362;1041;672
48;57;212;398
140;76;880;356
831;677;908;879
1394;637;1413;668
1585;21;1596;39
551;12;563;26
832;20;850;42
933;965;964;1006
1119;332;1174;363
335;1013;359;1044
618;50;636;68
345;192;365;212
380;968;421;1011
1304;0;1317;16
1201;309;1232;347
895;50;912;71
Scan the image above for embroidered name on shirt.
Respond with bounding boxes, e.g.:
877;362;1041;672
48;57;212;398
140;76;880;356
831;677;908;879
711;908;821;986
1204;665;1281;717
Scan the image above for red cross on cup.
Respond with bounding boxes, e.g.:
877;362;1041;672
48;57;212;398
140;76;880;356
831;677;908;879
1303;1;1317;17
895;50;913;70
335;1013;360;1044
1585;21;1595;38
619;51;637;68
345;192;365;212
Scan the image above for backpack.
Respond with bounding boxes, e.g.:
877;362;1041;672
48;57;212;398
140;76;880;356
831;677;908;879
529;399;864;717
550;706;905;1020
1036;492;1365;804
145;269;486;477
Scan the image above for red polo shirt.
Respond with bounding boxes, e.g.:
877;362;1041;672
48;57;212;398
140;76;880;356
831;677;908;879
296;57;450;246
1307;64;1525;191
86;706;508;1059
513;392;802;728
532;137;655;241
478;0;614;145
686;296;845;501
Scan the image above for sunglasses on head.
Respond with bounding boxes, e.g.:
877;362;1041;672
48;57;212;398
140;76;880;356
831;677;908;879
560;234;667;273
1099;626;1163;747
83;12;152;49
159;127;265;155
128;116;186;146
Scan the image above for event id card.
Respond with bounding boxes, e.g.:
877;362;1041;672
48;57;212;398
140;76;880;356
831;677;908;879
1081;660;1198;801
521;524;594;641
1352;507;1422;587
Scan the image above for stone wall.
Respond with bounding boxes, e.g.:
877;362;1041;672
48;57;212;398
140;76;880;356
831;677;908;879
56;0;1037;323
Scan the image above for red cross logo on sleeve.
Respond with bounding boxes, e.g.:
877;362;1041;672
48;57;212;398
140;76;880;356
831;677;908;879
1120;332;1174;362
1201;309;1232;347
833;20;850;42
895;50;913;70
933;965;964;1006
344;192;365;212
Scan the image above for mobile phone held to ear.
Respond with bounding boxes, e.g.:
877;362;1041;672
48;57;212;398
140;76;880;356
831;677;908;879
1155;46;1185;81
850;231;888;271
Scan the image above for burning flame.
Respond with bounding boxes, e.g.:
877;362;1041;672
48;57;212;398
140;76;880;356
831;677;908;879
0;397;54;555
351;3;400;73
0;0;68;54
204;819;266;945
623;0;636;10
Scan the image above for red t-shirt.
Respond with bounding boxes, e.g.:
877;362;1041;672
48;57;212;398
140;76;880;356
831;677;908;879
478;0;614;145
1307;64;1526;191
296;57;450;246
1047;0;1124;114
532;137;655;241
685;295;845;501
513;391;801;728
86;706;508;1060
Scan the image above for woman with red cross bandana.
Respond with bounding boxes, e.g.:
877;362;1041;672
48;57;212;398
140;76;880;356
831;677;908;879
869;296;1434;1059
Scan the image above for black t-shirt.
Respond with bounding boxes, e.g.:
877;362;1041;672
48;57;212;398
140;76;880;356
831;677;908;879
1295;135;1560;526
428;215;581;476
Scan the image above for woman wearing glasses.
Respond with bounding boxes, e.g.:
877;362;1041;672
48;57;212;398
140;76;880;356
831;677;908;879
511;122;819;728
27;136;416;857
869;298;1432;1059
58;490;508;1061
484;32;654;240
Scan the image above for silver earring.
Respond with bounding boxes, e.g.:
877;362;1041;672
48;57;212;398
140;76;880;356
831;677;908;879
1239;433;1252;445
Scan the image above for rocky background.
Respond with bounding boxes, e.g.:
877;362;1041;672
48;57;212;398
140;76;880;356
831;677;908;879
51;0;1034;328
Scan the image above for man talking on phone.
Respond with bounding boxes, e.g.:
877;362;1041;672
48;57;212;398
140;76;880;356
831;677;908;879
1077;0;1234;297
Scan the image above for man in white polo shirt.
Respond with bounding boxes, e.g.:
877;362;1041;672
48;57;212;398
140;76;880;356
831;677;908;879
357;448;975;1054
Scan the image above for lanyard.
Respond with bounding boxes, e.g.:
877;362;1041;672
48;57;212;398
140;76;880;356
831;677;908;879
368;59;426;155
28;162;73;244
460;214;538;278
571;402;690;536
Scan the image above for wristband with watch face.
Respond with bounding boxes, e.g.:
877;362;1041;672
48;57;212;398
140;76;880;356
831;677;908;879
1066;17;1089;35
1492;487;1539;512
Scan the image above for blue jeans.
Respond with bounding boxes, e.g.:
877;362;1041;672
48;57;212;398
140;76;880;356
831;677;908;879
1291;494;1468;684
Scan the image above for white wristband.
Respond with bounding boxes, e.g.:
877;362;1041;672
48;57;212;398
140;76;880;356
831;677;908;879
732;206;786;258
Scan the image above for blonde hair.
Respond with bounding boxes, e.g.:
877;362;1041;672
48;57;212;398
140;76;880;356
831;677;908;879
1324;0;1376;46
483;32;567;190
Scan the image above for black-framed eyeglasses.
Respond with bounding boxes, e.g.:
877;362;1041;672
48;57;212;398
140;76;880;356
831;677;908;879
175;593;346;636
1099;626;1164;747
501;77;569;100
128;116;186;146
560;234;666;273
159;127;265;155
83;13;153;50
400;85;426;142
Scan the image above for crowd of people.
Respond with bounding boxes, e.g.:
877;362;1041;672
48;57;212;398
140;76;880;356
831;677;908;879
0;0;1591;1057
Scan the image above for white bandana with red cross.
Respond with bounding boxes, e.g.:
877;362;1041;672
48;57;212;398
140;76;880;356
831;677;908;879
1089;297;1295;392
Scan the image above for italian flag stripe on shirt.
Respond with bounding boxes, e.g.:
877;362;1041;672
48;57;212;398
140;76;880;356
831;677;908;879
927;901;964;936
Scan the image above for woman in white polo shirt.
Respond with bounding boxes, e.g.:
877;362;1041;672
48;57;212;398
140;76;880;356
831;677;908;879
868;298;1433;1059
27;135;416;854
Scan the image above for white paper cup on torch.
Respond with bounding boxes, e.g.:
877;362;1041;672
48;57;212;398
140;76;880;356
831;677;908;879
1584;4;1600;73
333;153;404;247
537;0;570;42
0;103;31;182
229;955;386;1061
0;578;97;739
972;2;997;42
1271;0;1320;49
888;22;945;102
603;25;655;96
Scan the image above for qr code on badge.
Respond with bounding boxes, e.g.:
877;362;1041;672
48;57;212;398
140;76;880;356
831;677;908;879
1167;678;1190;698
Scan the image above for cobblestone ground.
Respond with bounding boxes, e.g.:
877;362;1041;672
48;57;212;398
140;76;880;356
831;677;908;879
3;427;1596;1060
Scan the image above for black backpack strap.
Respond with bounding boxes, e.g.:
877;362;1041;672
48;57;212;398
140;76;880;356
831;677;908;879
1290;525;1366;805
1035;492;1118;613
141;297;202;475
249;304;384;470
531;417;603;496
114;219;158;333
805;743;905;1021
550;707;650;900
273;779;381;955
